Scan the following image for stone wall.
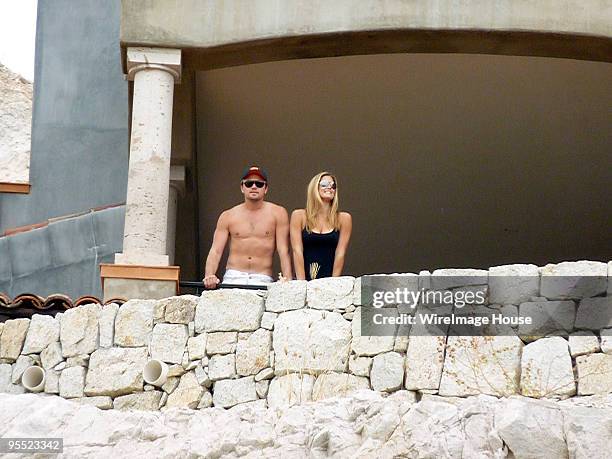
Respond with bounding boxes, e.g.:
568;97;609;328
0;260;610;411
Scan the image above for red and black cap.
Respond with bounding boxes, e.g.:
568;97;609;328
241;166;268;182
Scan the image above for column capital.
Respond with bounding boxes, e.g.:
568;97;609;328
126;47;182;82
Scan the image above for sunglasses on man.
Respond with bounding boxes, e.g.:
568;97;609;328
242;180;267;188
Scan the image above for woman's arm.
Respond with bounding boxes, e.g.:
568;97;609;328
332;212;352;276
290;209;307;280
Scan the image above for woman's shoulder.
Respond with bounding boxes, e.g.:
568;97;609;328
290;209;306;224
339;211;352;222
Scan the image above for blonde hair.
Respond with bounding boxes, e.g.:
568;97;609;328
305;171;340;232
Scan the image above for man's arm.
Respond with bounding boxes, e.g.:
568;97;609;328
290;209;306;280
332;212;352;276
203;211;230;289
275;207;293;280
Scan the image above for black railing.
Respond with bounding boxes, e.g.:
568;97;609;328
179;281;268;295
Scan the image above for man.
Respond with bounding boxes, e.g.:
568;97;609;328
203;166;292;288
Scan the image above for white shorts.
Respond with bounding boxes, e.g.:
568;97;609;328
222;269;274;286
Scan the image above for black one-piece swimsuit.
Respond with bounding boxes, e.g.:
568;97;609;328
302;229;339;280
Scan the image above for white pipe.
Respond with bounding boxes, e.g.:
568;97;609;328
22;366;45;392
143;359;168;386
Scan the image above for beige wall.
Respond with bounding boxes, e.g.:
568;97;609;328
187;52;611;278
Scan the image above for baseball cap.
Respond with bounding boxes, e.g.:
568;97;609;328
241;165;268;182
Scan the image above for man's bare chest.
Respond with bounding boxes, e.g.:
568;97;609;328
229;219;276;239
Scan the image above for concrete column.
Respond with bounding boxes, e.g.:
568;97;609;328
115;48;181;267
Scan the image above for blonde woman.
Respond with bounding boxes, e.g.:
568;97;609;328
290;172;352;280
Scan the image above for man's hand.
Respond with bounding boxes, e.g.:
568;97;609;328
203;275;220;289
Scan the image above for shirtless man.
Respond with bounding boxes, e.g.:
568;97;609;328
203;166;292;288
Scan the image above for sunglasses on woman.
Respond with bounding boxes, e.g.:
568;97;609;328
319;180;336;190
242;180;267;188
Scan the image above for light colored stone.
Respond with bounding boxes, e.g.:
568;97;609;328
60;304;100;357
99;303;119;348
267;373;315;409
161;376;179;394
144;384;155;391
54;362;66;371
196;290;264;332
11;355;35;384
188;321;195;337
208;354;236;381
150;323;188;364
212;376;257;408
114;391;163;411
197;391;213;409
254;367;274;382
236;329;271;376
602;329;612;354
187;333;207;360
153;299;165;324
167;364;185;377
576;353;612;395
521;337;576;398
66;354;89;368
371;352;404;392
22;314;60;354
205;331;237;354
518;300;576;341
165;371;204;409
563;405;612;459
273;309;350;375
312;372;369;401
260;311;277;330
256;379;269;398
265;280;307;312
439;335;523;396
159;392;168;408
540;261;607;299
430;268;488;290
495;397;567;459
349;355;372;377
0;364;24;394
114;300;155;347
575;297;612;330
44;370;60;394
351;307;395;356
488;264;539;304
60;366;86;398
161;295;198;324
306;276;354;311
74;396;113;410
569;331;600;357
405;332;448;391
0;318;30;361
85;347;148;397
195;365;211;388
393;335;409;353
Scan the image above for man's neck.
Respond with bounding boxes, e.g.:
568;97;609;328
244;199;265;211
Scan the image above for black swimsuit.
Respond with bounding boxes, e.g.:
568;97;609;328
302;229;339;280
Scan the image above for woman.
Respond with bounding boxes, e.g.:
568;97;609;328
290;171;352;280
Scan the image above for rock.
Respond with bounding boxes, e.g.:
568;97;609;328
267;374;315;409
21;314;60;354
521;337;576;398
351;307;395;356
196;290;264;332
161;295;198;324
188;321;195;337
256;379;270;398
518;300;576;341
159;392;168;408
0;318;30;361
114;300;155;347
273;309;350;375
430;268;488;290
74;396;113;410
205;331;237;354
569;331;600;357
254;367;274;382
393;335;409;353
575;297;612;330
84;347;148;397
405;333;448;391
162;377;180;394
602;329;612;354
488;264;540;304
0;364;24;394
44;370;60;394
563;405;612;459
495;397;567;459
540;261;607;299
60;304;100;357
98;303;119;348
208;354;236;381
114;391;163;411
153;299;165;324
371;352;404;392
165;371;204;409
439;335;523;396
260;311;277;330
197;391;213;409
11;355;35;384
187;333;207;360
59;366;86;398
66;354;89;368
349;355;372;377
213;376;257;408
306;277;355;311
54;362;66;371
576;353;612;395
236;329;271;376
195;365;211;388
167;364;185;378
312;372;369;401
265;280;307;312
150;323;188;364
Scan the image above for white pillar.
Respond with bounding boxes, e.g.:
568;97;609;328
167;165;186;266
115;48;181;267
